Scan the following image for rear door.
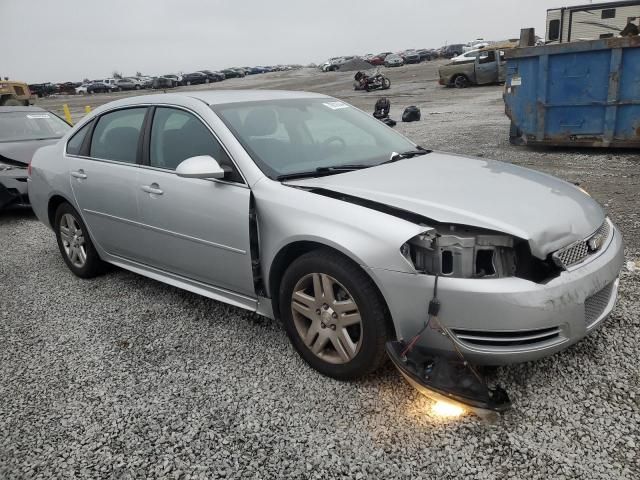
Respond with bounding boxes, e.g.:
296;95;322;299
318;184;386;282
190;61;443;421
135;106;255;296
67;107;148;259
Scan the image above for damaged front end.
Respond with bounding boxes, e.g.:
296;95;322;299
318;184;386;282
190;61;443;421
401;224;560;283
386;341;511;418
392;227;522;417
385;274;511;418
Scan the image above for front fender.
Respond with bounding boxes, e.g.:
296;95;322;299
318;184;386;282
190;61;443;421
253;179;428;297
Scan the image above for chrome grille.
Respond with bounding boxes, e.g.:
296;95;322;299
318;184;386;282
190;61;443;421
553;220;611;269
452;326;562;348
585;282;614;327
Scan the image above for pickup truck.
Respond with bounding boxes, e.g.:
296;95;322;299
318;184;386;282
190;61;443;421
438;48;507;88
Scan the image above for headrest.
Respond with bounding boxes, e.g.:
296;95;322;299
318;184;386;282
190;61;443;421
243;108;278;137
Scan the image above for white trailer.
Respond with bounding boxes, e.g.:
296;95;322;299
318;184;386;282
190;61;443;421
546;1;640;43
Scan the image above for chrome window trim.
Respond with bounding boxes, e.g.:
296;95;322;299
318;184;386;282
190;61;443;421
64;102;249;187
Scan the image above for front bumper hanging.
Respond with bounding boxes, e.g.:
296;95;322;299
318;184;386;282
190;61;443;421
386;341;511;417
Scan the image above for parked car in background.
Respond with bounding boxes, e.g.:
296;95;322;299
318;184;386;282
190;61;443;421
368;52;393;66
463;41;491;53
86;81;113;94
126;78;146;90
451;48;485;63
221;68;245;78
384;54;404;67
417;49;435;61
115;78;137;91
181;72;210;85
28;90;623;382
158;75;180;87
28;83;59;98
0;105;71;209
439;48;507;88
199;70;226;82
152;77;176;89
441;44;466;58
75;84;90;95
320;58;341;72
139;77;154;88
401;50;421;64
57;82;80;95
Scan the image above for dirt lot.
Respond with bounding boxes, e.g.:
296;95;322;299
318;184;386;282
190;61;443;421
2;62;639;479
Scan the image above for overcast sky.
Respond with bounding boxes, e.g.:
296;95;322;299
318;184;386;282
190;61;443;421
3;0;588;83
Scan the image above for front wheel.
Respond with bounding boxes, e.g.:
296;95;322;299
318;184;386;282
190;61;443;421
279;250;390;380
54;203;106;278
453;75;469;88
382;77;391;89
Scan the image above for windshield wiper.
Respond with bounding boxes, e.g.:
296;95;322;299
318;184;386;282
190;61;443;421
383;147;432;165
276;164;369;181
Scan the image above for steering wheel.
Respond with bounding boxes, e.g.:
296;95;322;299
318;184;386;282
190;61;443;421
321;136;347;150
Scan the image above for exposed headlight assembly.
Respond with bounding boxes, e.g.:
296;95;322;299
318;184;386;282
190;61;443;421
402;225;517;279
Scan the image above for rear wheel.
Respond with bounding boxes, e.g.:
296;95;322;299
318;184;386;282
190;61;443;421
54;203;106;278
279;250;389;380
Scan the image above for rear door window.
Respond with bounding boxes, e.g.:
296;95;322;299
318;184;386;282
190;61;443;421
90;108;147;163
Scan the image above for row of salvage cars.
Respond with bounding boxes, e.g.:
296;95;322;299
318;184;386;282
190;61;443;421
3;92;624;416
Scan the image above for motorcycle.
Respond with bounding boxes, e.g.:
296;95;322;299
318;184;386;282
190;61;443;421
353;69;391;91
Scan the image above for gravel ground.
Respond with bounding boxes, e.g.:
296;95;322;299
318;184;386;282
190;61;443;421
1;63;639;479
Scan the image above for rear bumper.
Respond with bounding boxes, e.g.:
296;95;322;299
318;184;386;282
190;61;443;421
369;222;624;365
0;170;29;208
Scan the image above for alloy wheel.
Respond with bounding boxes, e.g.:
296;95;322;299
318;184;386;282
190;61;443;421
290;273;363;364
59;213;87;268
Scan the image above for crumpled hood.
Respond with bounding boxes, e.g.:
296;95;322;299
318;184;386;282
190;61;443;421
0;138;59;166
288;152;605;259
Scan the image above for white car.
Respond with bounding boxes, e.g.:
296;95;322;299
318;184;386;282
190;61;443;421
75;84;89;95
451;48;485;63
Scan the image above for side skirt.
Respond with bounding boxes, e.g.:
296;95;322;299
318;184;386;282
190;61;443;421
106;253;259;312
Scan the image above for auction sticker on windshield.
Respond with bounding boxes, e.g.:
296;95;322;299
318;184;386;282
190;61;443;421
323;101;349;110
26;114;51;119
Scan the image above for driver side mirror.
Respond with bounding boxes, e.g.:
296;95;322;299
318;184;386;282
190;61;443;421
176;155;225;179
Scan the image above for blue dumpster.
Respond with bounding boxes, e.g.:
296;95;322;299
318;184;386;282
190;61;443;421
504;36;640;147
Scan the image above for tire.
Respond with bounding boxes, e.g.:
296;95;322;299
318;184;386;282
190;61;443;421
205;78;210;84
279;249;390;380
135;85;141;90
186;81;191;86
382;77;391;90
54;202;106;278
1;98;22;106
453;75;469;88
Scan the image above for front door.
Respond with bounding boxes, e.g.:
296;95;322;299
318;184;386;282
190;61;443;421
475;50;500;85
136;106;255;296
67;107;148;259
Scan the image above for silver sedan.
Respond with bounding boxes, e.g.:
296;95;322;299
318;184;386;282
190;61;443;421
27;90;624;380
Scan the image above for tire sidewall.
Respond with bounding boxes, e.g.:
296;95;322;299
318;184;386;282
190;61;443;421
54;203;103;278
279;251;387;380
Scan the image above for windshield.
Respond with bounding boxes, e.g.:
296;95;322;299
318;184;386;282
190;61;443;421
0;111;71;142
213;98;416;179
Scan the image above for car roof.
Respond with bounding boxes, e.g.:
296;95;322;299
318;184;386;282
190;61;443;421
0;106;47;114
99;90;331;109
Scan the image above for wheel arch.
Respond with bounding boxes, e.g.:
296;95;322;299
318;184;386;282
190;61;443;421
47;193;74;228
267;240;396;337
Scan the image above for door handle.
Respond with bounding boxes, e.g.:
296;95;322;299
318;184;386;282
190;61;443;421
71;169;87;179
141;184;164;195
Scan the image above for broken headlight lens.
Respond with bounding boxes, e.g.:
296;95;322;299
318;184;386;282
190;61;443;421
402;225;517;279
